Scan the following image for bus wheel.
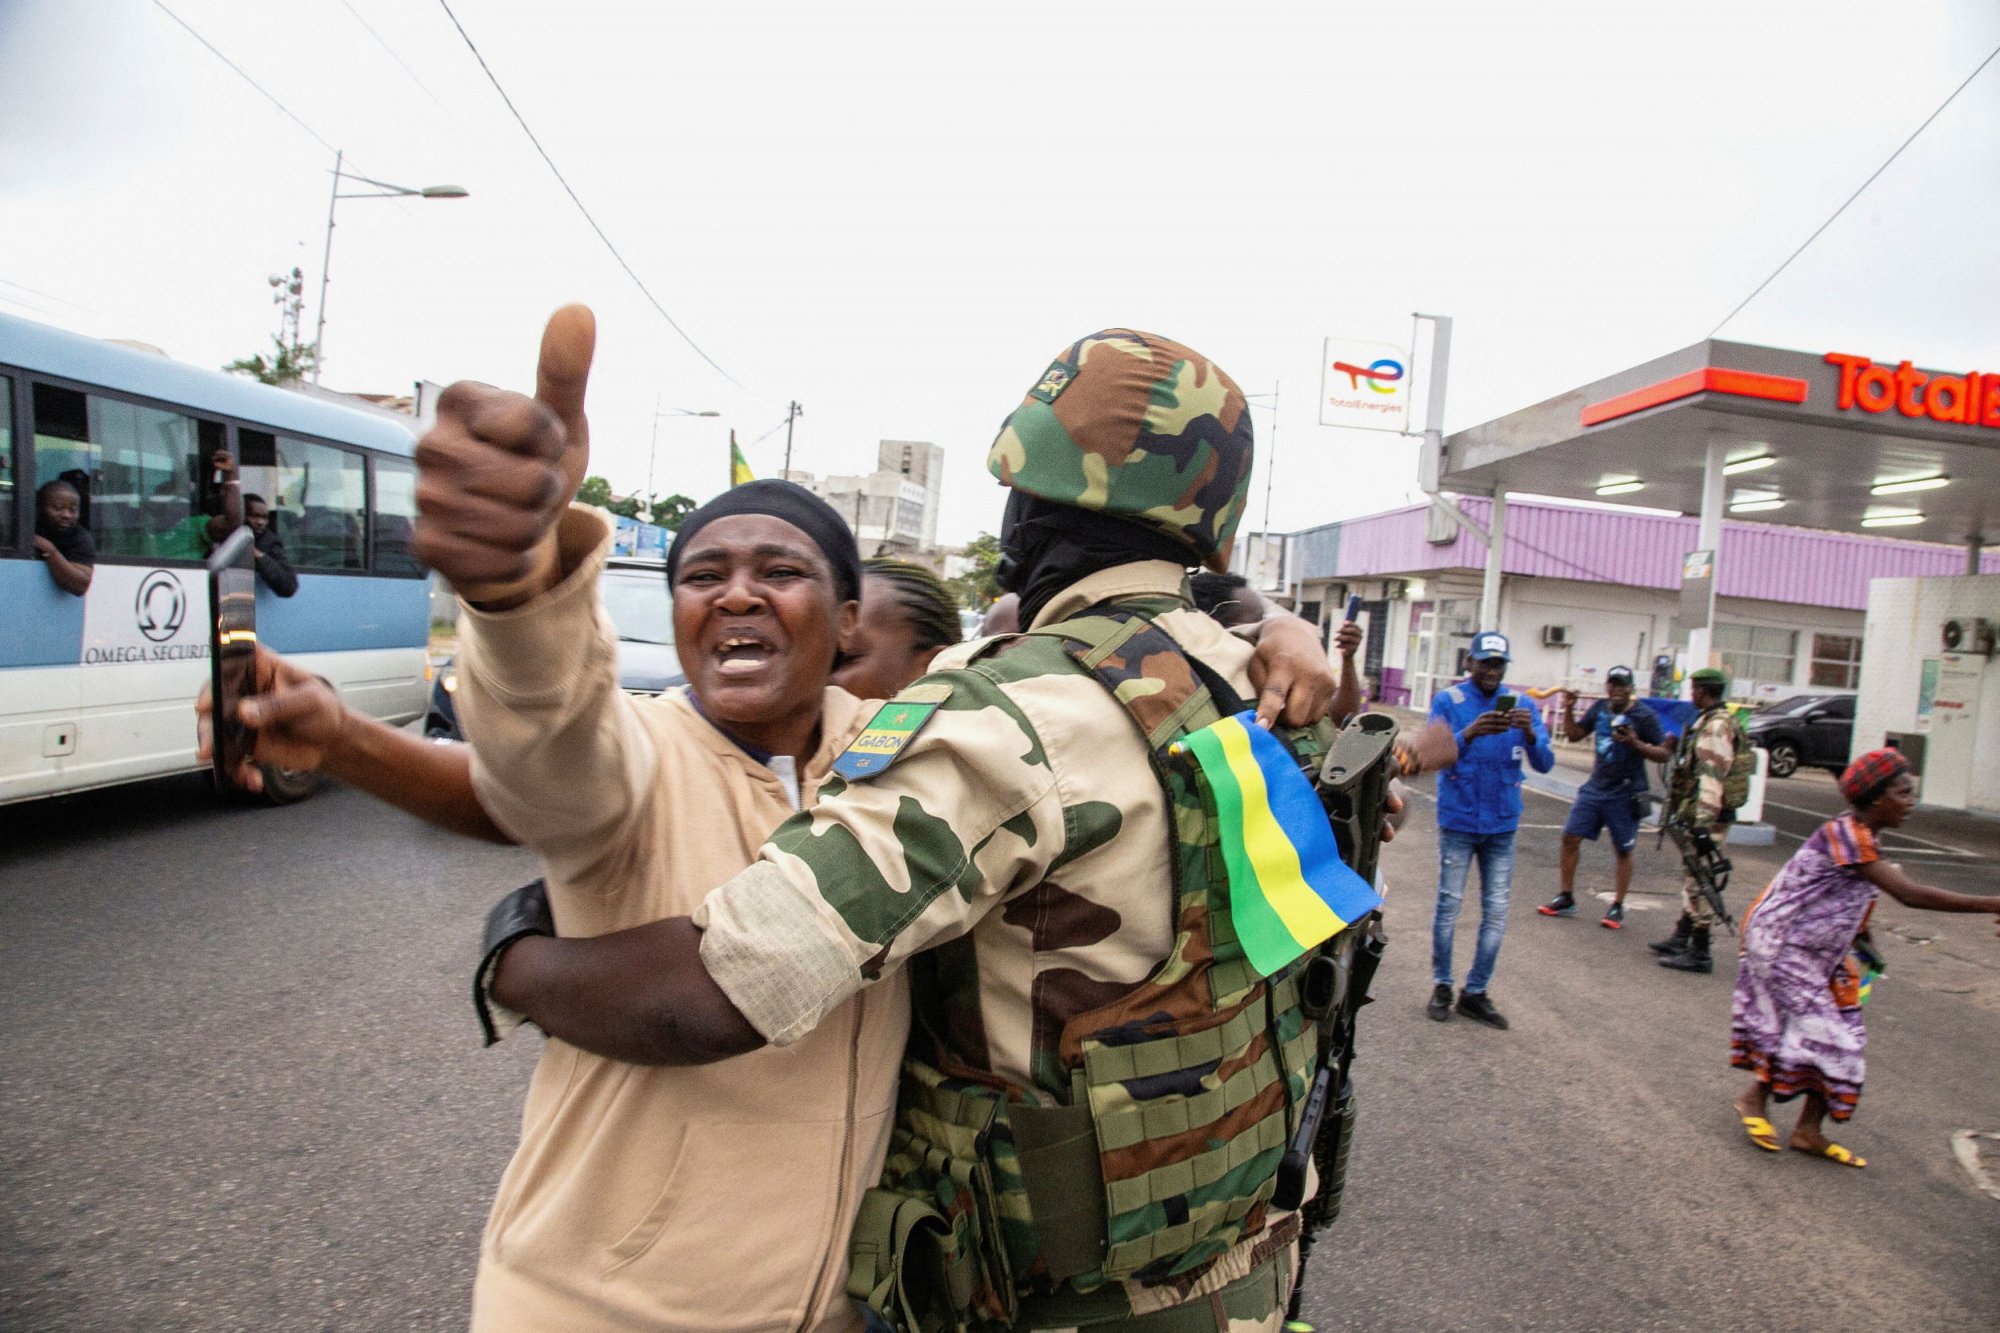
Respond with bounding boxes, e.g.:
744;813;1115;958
257;763;323;805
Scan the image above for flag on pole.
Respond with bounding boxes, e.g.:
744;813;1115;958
1175;710;1382;976
729;430;754;488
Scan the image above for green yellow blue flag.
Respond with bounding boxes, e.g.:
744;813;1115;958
730;433;754;488
1178;710;1382;976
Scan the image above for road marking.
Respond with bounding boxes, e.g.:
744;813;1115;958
1951;1131;2000;1202
1760;800;1978;858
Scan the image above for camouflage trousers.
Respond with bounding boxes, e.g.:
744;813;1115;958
1680;825;1729;928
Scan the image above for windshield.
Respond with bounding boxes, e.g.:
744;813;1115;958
1758;696;1819;718
598;568;674;645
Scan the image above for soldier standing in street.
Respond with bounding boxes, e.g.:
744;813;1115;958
470;328;1383;1331
1654;667;1742;974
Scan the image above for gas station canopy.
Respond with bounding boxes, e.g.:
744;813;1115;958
1440;340;1999;548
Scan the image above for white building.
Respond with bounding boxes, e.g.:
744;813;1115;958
787;439;944;558
1279;496;1994;711
1854;574;2000;814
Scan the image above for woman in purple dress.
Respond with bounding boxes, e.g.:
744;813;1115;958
1730;749;2000;1168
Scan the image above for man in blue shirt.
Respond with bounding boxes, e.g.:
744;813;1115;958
1426;631;1554;1029
1538;666;1673;929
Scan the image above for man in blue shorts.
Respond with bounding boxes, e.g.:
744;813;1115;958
1538;665;1673;929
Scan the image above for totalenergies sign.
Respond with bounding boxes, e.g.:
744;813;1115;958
1824;352;2000;429
1321;336;1412;433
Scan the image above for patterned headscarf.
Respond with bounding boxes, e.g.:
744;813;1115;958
1840;748;1909;809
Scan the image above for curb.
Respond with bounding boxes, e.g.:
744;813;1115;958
1521;771;1777;845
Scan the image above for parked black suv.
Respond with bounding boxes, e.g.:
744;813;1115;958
1744;693;1855;778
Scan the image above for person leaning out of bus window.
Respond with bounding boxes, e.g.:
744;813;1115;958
137;448;243;560
243;493;298;597
34;478;95;596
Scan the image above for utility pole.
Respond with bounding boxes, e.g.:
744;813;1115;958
312;149;343;384
782;401;802;478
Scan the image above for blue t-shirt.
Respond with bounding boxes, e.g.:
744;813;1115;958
1578;699;1665;794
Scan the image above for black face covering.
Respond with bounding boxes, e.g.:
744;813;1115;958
997;492;1196;628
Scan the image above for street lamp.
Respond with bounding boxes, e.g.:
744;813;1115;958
648;399;722;518
313;149;468;382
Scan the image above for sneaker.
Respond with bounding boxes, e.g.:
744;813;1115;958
1426;983;1453;1022
1537;893;1577;918
1601;902;1626;929
1456;990;1510;1030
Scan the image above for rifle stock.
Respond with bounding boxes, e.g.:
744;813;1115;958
1277;714;1397;1315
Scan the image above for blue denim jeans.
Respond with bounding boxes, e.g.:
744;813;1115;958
1433;828;1516;993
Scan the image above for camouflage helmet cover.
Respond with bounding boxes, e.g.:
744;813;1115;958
986;329;1254;572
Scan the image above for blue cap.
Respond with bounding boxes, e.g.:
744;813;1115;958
1470;631;1511;662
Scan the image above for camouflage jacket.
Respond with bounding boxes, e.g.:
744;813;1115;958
1669;706;1737;827
694;560;1294;1312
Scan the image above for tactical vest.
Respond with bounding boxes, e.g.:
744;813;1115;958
1670;706;1754;819
846;606;1348;1332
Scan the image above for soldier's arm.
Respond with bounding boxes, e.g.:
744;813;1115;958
495;670;1072;1060
492;915;765;1065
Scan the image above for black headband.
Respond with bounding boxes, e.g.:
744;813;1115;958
665;479;862;603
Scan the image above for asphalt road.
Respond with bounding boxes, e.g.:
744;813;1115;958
3;768;1997;1331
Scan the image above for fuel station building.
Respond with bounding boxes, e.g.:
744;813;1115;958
1286;338;2000;813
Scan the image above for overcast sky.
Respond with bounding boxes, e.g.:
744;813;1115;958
3;0;1997;546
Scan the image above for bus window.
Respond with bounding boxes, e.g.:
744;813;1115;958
371;454;423;576
32;384;225;561
1;375;14;549
238;429;366;571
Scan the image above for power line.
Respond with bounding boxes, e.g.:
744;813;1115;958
1710;38;2000;337
744;414;796;449
149;1;340;158
332;0;450;112
432;0;760;397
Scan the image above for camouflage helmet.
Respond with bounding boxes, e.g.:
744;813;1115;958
986;329;1254;572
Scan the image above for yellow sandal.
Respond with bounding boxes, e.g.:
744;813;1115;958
1795;1141;1867;1168
1739;1115;1781;1152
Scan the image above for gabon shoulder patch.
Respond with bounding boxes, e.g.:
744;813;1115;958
833;682;953;780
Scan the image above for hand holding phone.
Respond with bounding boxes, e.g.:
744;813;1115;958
208;527;259;789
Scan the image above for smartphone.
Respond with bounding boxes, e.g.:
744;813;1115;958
208;527;259;789
1493;693;1518;714
1343;593;1363;622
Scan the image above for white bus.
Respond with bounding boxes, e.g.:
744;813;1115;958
1;311;431;804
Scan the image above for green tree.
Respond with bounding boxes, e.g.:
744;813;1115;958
575;475;614;509
648;493;698;531
224;335;320;385
948;531;1002;609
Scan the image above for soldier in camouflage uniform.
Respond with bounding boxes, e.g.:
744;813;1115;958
488;330;1349;1332
1653;667;1740;974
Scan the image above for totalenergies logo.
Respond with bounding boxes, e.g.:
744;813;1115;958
1825;352;2000;429
1329;356;1406;396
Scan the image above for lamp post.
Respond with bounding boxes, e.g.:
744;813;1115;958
648;399;721;518
313;149;468;383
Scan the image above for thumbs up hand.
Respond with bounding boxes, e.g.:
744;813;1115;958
414;305;596;609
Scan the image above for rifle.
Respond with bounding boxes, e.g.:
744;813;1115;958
1662;819;1735;932
1274;713;1397;1325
